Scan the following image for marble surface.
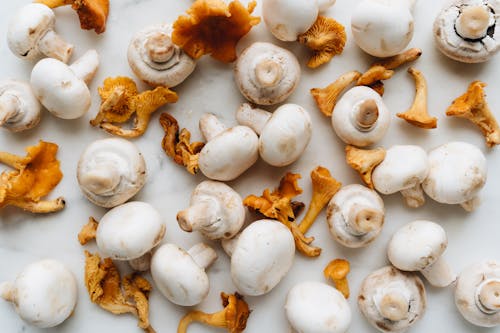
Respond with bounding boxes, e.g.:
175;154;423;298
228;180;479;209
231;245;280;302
1;1;500;332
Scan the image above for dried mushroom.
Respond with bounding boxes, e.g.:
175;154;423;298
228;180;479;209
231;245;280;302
324;258;350;299
357;66;394;90
345;145;386;189
172;0;260;63
0;141;64;213
372;48;423;70
78;217;98;245
446;81;500;147
91;76;178;138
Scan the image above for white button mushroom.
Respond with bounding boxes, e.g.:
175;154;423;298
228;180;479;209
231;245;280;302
285;281;351;333
234;42;301;105
30;49;100;119
7;4;74;63
77;138;147;208
0;80;41;132
422;141;487;211
351;0;416;57
327;184;385;248
0;259;77;328
372;145;429;208
230;219;295;296
455;260;500;327
151;243;217;306
388;220;456;288
177;180;245;240
198;113;259;181
128;24;196;87
358;266;426;333
236;103;312;167
332;86;391;147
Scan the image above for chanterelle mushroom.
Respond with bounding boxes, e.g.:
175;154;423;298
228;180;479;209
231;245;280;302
455;260;500;327
77;138;147;208
358;266;426;333
7;4;74;63
0;259;77;328
345;145;386;189
434;0;500;63
128;24;196;88
0;80;41;132
234;42;301;105
324;259;351;299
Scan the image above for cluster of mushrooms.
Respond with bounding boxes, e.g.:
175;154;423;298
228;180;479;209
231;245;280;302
1;0;500;332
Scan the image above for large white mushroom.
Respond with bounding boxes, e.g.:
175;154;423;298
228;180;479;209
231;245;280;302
0;80;41;132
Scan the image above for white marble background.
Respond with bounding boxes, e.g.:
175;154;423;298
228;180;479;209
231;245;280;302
0;0;499;332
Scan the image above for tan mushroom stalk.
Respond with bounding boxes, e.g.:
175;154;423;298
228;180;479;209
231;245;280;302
372;48;423;70
0;80;41;132
345;145;386;189
357;66;394;90
324;259;351;299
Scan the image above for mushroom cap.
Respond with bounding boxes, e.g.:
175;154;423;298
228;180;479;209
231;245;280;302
358;266;426;333
7;259;77;328
96;201;165;260
0;79;41;132
150;243;209;306
31;58;91;119
262;0;319;41
455;260;500;327
388;220;447;272
285;281;351;333
127;24;196;87
422;141;487;205
199;126;259;181
332;86;391;147
327;184;385;248
372;145;429;195
77;138;147;208
259;104;312;167
231;219;295;296
234;42;301;105
318;0;337;12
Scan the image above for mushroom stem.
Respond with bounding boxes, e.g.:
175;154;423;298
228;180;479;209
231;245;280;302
346;203;383;236
456;6;490;40
187;243;217;269
177;199;219;232
145;32;175;63
400;183;425;208
0;281;14;302
9;197;66;213
78;164;121;196
353;99;379;131
178;309;227;333
129;252;152;272
69;50;100;85
199;114;227;141
0;93;20;126
235;103;271;135
377;290;410;322
254;59;283;88
476;279;500;314
420;256;456;287
37;29;74;64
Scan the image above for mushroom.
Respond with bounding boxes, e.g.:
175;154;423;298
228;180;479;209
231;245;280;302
422;141;487;211
30;49;99;119
351;0;416;57
455;260;500;327
332;86;391;147
128;24;196;87
177;180;245;240
434;0;500;63
358;266;426;333
198;113;259;181
357;66;395;89
388;220;456;287
150;243;217;306
77;138;147;208
345;145;386;189
285;281;351;333
0;259;77;328
0;80;41;132
7;3;74;63
372;145;429;208
327;184;385;248
230;219;295;296
324;259;351;298
234;42;301;105
236;103;312;167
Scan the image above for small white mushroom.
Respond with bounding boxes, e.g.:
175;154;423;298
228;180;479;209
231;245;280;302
358;266;426;333
30;49;99;119
455;260;500;327
262;0;318;41
372;145;429;208
422;141;487;211
327;184;385;248
332;86;391;147
388;220;456;288
0;80;41;132
351;0;416;57
236;103;312;167
198;113;259;181
150;243;217;306
128;24;196;87
230;219;295;296
234;42;301;105
434;0;500;63
7;4;74;63
77;138;147;208
177;180;245;240
0;259;77;328
285;281;351;333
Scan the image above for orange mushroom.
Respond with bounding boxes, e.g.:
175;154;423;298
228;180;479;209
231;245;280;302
345;145;386;189
78;217;98;245
324;258;350;299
